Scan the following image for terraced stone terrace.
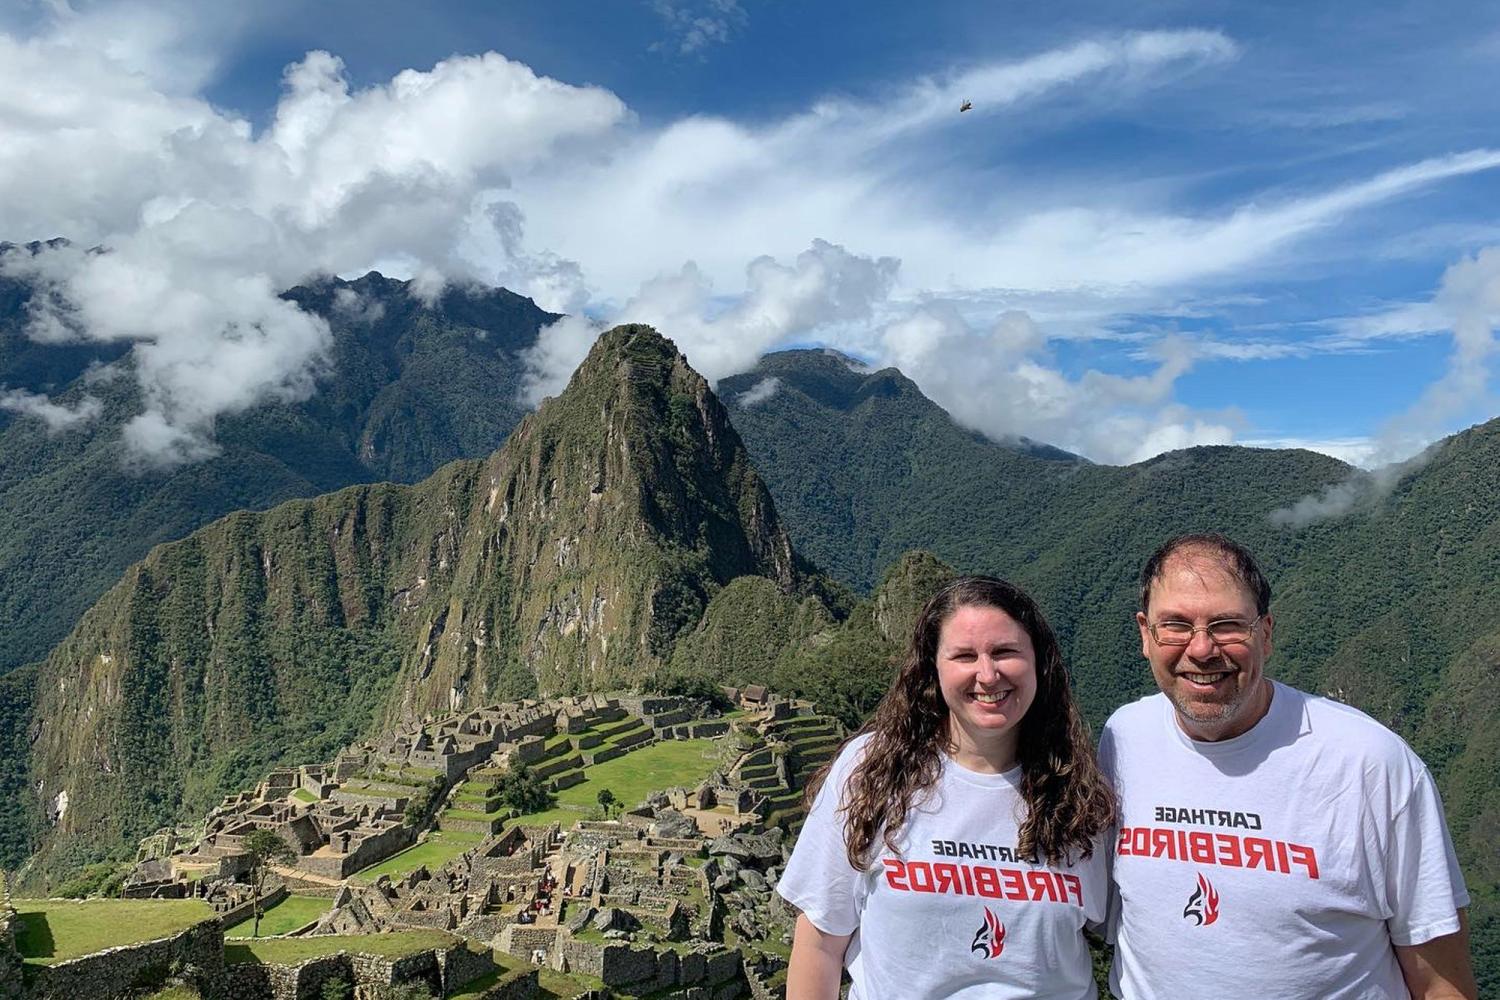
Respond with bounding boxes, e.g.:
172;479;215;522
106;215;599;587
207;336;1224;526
223;929;457;965
222;894;332;938
351;830;485;882
511;738;722;829
12;898;216;965
742;710;845;832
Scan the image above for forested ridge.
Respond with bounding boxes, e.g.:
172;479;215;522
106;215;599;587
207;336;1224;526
0;255;556;674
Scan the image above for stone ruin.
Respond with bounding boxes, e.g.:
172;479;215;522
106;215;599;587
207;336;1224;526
116;686;844;997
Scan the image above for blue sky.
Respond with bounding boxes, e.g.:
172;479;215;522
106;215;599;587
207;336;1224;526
2;0;1499;467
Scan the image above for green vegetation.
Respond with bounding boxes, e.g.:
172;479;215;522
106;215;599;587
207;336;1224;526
0;269;555;677
403;776;448;827
223;894;332;938
144;987;201;1000
52;860;131;899
11;898;214;964
493;760;554;815
512;739;719;827
243;829;297;938
0;664;37;867
290;787;317;803
351;831;484;882
223;929;456;965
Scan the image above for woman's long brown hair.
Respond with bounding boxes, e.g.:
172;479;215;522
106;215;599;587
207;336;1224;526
806;576;1115;869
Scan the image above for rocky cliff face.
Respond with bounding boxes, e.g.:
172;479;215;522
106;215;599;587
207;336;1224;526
19;325;810;880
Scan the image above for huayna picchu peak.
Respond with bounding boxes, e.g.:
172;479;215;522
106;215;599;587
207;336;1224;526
14;325;831;888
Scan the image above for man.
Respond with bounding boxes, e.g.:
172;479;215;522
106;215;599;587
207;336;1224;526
1100;532;1476;999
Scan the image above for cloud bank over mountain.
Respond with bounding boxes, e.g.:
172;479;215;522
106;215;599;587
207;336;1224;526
1;4;1497;467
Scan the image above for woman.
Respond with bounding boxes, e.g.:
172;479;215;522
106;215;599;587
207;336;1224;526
778;577;1115;999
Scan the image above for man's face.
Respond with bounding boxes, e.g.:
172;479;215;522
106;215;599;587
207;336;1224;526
1136;551;1274;742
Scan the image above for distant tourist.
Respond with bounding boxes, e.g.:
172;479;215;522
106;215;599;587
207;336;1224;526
778;576;1116;998
1102;533;1476;998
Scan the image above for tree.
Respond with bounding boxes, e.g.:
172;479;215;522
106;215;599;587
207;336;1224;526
403;776;446;828
243;828;296;938
497;760;554;815
596;788;617;818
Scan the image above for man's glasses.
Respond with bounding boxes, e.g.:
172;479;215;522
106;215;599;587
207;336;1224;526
1147;615;1262;646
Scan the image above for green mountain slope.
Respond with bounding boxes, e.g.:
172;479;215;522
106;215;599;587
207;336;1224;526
0;266;555;673
722;351;1358;716
16;325;816;882
724;349;1500;990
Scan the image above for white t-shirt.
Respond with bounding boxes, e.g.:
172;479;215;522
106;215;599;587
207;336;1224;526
1099;681;1469;1000
777;733;1109;999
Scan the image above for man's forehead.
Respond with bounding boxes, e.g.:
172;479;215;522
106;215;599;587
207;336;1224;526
1149;550;1257;605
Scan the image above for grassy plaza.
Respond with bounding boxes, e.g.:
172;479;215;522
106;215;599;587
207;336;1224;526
12;898;215;965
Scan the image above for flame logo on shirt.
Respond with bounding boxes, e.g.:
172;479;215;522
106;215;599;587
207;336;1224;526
970;906;1006;958
1183;873;1220;926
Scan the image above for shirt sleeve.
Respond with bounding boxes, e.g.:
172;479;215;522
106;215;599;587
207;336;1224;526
1384;764;1470;946
776;736;869;936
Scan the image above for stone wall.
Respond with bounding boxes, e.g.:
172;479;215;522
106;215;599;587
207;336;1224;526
220;941;490;1000
463;967;539;1000
436;941;498;992
556;939;742;993
1;883;23;1000
350;948;442;995
22;917;225;1000
298;823;416;880
218;883;289;930
498;924;561;958
745;964;784;1000
223;952;350;1000
441;814;504;836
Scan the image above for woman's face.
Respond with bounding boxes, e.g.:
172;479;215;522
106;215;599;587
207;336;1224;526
936;603;1038;768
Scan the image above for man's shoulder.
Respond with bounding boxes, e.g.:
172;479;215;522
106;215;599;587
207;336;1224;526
1103;691;1169;734
1277;681;1426;772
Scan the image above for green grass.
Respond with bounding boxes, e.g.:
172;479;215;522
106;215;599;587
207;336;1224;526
143;987;200;1000
351;830;483;882
224;930;456;965
223;894;332;938
290;788;317;803
511;739;719;826
448;967;510;1000
489;947;606;998
12;898;215;965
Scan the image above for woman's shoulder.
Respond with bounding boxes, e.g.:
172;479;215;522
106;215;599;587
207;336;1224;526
822;731;876;790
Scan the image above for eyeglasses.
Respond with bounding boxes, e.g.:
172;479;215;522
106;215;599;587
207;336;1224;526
1147;615;1262;646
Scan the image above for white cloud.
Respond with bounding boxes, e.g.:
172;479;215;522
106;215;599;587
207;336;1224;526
1270;245;1500;525
0;15;627;466
6;12;1496;473
650;0;748;56
0;387;102;433
1241;436;1376;467
520;238;899;399
873;304;1235;464
733;377;781;407
520;314;604;405
332;286;386;323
